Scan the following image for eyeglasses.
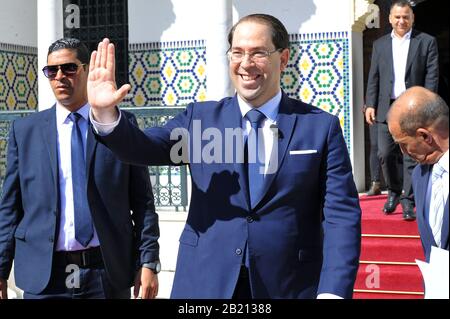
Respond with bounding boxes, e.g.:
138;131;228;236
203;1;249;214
227;48;283;63
42;63;86;79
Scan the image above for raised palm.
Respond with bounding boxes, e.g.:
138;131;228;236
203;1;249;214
87;38;130;114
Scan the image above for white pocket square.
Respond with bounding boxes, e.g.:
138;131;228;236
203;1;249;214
289;150;317;155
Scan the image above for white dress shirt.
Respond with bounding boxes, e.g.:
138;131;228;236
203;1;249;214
428;150;449;247
55;102;100;251
391;29;412;99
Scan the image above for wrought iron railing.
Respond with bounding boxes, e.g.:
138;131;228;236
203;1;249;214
0;107;188;210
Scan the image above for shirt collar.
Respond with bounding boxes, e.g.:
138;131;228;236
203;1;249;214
391;29;412;40
237;91;281;123
437;149;449;174
56;102;90;125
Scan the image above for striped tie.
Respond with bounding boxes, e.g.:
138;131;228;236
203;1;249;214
429;163;446;247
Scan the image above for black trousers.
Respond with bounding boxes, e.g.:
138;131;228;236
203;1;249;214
377;122;416;205
23;249;130;299
369;123;381;182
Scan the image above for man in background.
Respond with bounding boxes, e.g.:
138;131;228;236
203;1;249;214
365;0;439;220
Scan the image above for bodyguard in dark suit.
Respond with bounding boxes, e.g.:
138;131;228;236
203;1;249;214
387;87;448;262
87;14;361;299
365;0;439;220
0;39;160;299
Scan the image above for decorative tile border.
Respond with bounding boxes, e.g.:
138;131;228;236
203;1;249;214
124;40;207;107
283;32;350;152
0;43;38;111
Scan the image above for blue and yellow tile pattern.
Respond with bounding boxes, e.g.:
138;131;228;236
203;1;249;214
283;32;350;152
0;43;38;111
125;41;207;107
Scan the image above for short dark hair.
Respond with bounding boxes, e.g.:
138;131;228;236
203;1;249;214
227;14;289;51
400;95;449;136
390;0;414;12
47;38;90;64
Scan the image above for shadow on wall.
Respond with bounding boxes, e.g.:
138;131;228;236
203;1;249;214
232;0;316;32
129;0;175;42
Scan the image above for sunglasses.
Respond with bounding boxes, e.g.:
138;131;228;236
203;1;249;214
42;63;86;79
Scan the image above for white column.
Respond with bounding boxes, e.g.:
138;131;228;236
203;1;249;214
350;31;366;192
205;0;233;100
351;0;377;191
37;0;64;110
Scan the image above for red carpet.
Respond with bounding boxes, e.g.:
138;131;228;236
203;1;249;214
353;194;425;299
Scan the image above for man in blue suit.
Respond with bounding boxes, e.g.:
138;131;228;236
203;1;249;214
387;86;449;262
88;14;361;299
0;38;160;299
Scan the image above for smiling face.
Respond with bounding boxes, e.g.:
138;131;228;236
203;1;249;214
47;48;88;111
389;4;414;38
229;21;289;108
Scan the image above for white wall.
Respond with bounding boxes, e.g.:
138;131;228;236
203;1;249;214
232;0;352;33
129;0;353;43
128;0;209;43
0;0;37;46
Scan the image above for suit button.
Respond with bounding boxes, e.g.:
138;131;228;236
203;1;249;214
235;248;242;255
49;236;54;243
246;216;254;223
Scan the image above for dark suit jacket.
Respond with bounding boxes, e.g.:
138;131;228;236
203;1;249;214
98;93;361;299
412;164;449;262
0;106;159;294
366;30;439;122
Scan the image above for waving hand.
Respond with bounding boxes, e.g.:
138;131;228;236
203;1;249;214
88;38;131;123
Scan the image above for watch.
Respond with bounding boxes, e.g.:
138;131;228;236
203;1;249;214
142;261;161;274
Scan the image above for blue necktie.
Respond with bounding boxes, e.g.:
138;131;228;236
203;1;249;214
69;112;93;247
246;109;266;209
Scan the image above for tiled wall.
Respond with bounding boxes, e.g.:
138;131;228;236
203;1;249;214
284;32;350;152
124;40;207;107
0;43;38;111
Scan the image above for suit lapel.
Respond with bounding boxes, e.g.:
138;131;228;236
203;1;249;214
418;165;437;247
385;36;394;80
85;119;98;183
223;97;251;212
252;93;297;209
416;165;430;223
40;106;58;190
405;30;419;78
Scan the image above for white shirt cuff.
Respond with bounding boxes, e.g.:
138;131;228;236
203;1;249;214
89;107;121;136
317;293;344;299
